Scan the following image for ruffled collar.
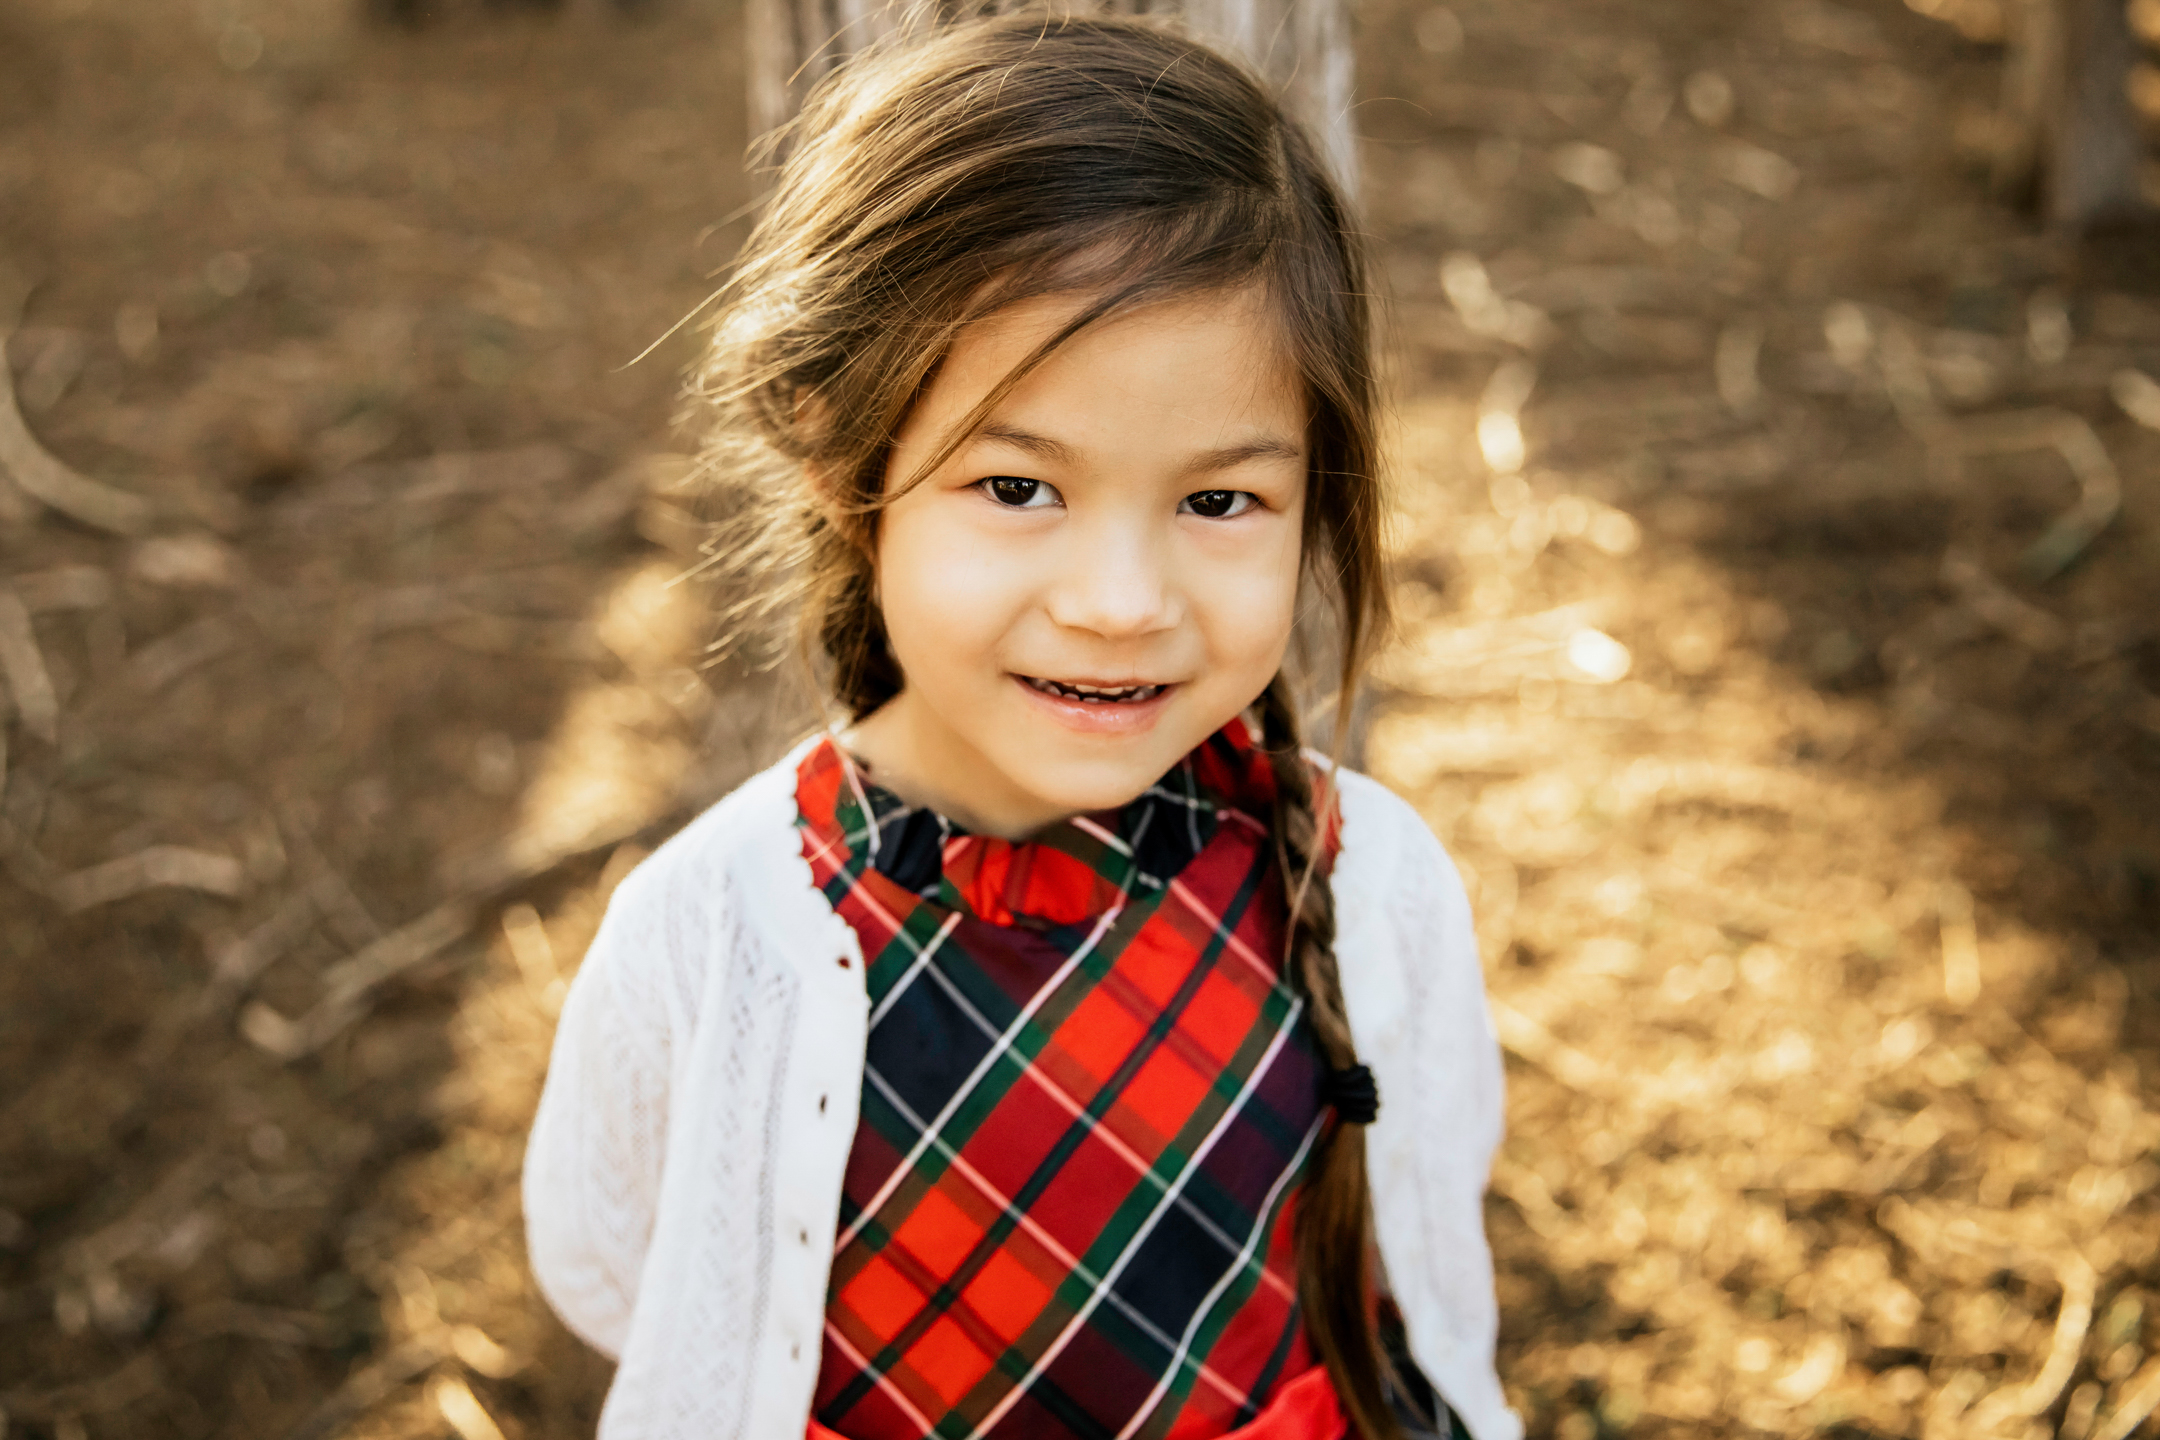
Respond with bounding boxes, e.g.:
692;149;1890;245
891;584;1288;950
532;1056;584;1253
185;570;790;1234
801;721;1280;931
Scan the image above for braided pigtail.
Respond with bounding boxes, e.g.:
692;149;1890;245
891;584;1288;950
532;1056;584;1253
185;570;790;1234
1255;676;1399;1440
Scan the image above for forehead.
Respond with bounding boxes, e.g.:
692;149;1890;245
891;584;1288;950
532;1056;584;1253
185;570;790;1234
922;285;1308;447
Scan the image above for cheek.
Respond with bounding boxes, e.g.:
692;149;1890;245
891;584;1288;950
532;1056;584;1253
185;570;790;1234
1195;528;1303;673
875;505;1024;665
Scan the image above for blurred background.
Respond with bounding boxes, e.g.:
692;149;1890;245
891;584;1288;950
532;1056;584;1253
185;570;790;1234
2;0;2158;1437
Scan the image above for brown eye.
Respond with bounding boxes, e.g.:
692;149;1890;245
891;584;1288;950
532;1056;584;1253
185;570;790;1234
1182;489;1255;519
983;476;1053;508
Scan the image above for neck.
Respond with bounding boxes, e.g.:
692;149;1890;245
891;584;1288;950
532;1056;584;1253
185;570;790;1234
844;692;1077;840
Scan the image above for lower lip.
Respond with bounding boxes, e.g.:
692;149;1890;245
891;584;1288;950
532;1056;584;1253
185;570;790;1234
1012;676;1177;735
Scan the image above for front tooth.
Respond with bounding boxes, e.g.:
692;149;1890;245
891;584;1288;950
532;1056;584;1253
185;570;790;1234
1034;679;1162;700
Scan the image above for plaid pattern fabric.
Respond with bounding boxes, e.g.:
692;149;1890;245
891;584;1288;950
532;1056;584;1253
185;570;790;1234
795;724;1332;1440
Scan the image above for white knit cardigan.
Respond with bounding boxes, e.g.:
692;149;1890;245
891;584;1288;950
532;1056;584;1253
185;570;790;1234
524;738;1519;1440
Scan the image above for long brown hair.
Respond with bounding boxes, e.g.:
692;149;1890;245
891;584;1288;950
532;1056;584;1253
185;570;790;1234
693;13;1398;1435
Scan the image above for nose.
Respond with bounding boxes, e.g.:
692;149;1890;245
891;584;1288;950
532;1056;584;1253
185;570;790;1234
1042;511;1182;639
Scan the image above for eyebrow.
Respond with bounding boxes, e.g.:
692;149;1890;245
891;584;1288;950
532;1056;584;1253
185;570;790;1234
973;422;1303;477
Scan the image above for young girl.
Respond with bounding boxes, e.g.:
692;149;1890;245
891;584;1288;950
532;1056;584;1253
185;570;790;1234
523;14;1513;1440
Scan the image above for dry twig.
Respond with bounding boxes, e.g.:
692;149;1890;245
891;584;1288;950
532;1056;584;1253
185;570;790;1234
278;1334;449;1440
0;812;55;894
275;801;384;949
126;616;238;693
0;588;58;744
1940;547;2070;653
197;876;342;1017
1967;1254;2094;1430
49;846;247;912
0;1354;164;1424
430;1375;509;1440
240;900;479;1061
1488;1158;1569;1237
1488;996;1614;1093
1716;318;1766;413
1938;881;1983;1008
0;299;154;535
2013;418;2121;581
1880;328;2122;580
64;1150;222;1279
164;1302;341;1348
1926;406;2119;582
2111;368;2160;430
129;532;243;590
10;565;112;613
278;444;577;523
241;809;678;1061
2095;1357;2160;1440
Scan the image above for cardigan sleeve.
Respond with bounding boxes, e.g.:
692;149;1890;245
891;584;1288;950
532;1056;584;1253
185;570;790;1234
1400;813;1506;1208
523;858;697;1358
1332;769;1520;1440
1399;808;1516;1440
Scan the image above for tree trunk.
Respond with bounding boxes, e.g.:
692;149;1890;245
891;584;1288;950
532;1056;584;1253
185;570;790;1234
1998;0;2147;230
745;0;1356;192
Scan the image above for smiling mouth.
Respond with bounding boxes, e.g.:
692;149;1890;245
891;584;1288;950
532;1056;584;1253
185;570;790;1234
1020;676;1168;704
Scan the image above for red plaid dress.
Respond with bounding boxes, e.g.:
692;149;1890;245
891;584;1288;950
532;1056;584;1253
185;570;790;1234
794;724;1334;1440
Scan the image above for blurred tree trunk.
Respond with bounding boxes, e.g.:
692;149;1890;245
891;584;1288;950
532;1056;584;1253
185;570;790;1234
1997;0;2148;229
745;0;1356;192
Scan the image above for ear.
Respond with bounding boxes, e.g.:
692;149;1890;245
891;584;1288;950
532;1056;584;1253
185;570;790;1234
792;386;894;583
802;456;847;509
792;386;837;490
801;459;883;585
791;392;865;521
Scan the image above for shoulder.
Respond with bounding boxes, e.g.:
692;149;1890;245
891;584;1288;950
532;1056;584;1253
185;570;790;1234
1328;765;1432;854
1317;762;1479;983
607;734;821;922
1317;761;1465;903
1318;767;1499;1122
578;732;852;1015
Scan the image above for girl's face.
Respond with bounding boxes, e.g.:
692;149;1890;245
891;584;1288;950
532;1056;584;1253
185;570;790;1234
849;285;1308;839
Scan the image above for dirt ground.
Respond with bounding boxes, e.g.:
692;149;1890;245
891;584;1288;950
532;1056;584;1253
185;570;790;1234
2;0;2158;1436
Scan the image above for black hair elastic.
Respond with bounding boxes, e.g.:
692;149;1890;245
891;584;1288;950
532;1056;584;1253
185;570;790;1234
1320;1064;1379;1125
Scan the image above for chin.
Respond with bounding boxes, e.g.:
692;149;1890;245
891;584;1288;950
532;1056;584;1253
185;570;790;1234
1020;751;1174;817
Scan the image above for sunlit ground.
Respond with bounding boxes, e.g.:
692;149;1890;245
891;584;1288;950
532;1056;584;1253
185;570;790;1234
1370;392;2156;1440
